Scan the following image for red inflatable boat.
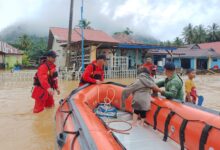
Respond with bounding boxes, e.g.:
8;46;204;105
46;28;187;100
55;82;220;150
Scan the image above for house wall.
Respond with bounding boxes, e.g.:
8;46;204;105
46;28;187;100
153;55;166;66
173;58;181;68
5;55;22;68
173;58;196;69
51;39;66;69
190;58;196;69
174;56;220;69
127;50;136;68
138;49;143;65
211;58;220;68
0;54;3;63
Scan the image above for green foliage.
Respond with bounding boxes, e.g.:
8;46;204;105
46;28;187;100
173;37;184;46
123;27;133;35
182;23;194;44
18;34;32;51
2;33;48;66
78;19;91;29
114;27;133;35
180;23;220;44
207;23;220;42
22;53;30;66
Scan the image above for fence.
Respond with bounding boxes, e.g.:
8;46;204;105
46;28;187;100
0;71;35;82
0;69;137;84
72;69;137;80
104;69;137;79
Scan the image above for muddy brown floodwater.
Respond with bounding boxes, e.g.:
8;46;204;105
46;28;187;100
0;76;220;150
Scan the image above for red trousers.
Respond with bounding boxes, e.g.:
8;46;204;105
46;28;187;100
32;86;54;113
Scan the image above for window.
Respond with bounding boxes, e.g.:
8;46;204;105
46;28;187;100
212;58;217;62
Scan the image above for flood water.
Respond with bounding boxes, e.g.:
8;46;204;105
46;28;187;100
0;75;220;150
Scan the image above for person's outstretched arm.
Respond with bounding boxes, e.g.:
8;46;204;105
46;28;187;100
156;80;165;88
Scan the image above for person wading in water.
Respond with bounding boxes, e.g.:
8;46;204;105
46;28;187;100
31;51;60;113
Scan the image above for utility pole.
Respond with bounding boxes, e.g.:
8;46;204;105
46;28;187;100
66;0;74;69
80;0;85;71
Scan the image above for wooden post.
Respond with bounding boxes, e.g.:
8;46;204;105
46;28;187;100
90;45;97;62
136;49;139;68
65;0;74;68
194;58;197;70
208;56;211;69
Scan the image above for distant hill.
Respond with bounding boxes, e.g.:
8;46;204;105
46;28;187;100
132;34;160;45
113;32;160;45
0;24;48;45
0;24;48;65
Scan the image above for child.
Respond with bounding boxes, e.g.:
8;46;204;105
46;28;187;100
185;69;197;104
122;67;160;126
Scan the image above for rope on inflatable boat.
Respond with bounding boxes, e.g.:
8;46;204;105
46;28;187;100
106;120;132;135
96;86;132;134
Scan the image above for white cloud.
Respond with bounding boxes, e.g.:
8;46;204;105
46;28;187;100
0;0;220;41
0;0;42;30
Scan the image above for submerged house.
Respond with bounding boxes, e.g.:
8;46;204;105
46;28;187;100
172;42;220;70
48;27;176;71
0;41;23;69
48;27;118;70
111;33;177;69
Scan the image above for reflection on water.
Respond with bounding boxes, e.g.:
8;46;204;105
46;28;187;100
0;76;219;150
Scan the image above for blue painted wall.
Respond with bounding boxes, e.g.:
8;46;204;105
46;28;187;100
190;58;195;69
173;58;196;69
173;58;181;68
211;58;220;68
127;50;136;67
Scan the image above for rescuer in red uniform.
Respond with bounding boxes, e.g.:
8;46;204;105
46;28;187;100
79;55;107;87
32;51;60;113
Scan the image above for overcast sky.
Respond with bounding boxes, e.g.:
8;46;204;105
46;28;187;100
0;0;220;41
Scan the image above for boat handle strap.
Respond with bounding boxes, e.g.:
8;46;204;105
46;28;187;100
153;106;161;130
179;119;188;150
199;124;212;150
163;111;175;141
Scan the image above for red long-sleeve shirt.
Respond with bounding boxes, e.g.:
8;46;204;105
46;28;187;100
37;61;58;90
79;61;104;86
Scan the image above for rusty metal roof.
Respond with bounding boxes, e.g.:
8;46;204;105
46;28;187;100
49;27;119;43
172;48;220;58
199;41;220;54
0;41;23;55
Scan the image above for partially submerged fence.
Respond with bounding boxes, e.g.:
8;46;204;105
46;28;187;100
0;69;137;83
104;69;137;79
0;71;36;82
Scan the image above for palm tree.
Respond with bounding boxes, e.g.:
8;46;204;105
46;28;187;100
18;34;32;51
207;23;220;42
173;37;184;46
191;25;206;44
196;25;207;43
159;42;164;46
182;23;194;44
123;27;133;35
164;40;172;46
79;19;91;29
192;27;199;43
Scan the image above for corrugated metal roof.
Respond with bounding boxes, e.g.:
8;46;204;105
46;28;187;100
0;41;23;55
199;41;220;54
172;48;220;58
50;27;119;43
